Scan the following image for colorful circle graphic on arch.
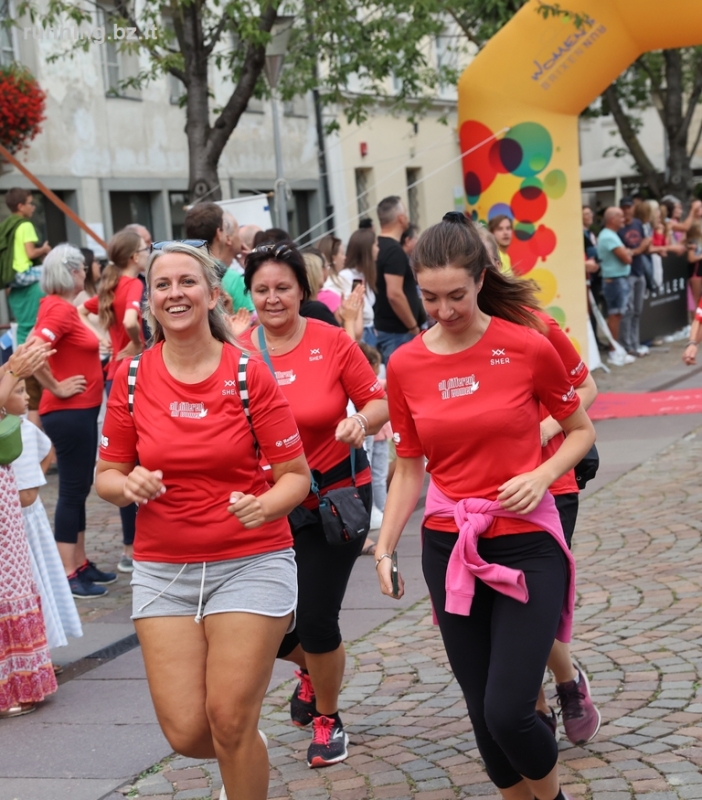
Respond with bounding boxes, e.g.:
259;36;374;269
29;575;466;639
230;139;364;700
461;120;567;278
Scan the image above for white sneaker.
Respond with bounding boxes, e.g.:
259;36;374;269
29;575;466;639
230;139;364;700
370;506;384;530
608;351;636;366
636;345;649;356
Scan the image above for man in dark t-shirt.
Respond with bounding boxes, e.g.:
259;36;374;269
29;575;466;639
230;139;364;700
374;196;421;363
618;196;651;356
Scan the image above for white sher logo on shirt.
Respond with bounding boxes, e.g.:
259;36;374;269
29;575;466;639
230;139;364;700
309;348;323;362
491;348;510;366
170;401;208;419
438;375;479;400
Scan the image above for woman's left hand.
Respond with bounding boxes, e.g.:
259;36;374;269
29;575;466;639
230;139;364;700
6;341;54;379
497;470;550;514
228;491;266;528
338;283;364;322
335;416;366;448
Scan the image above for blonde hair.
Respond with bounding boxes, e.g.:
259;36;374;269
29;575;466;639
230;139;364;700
303;251;324;298
144;243;233;345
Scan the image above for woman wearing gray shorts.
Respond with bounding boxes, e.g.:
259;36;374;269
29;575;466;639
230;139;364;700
96;242;311;800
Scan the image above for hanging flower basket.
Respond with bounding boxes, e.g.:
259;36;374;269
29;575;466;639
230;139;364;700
0;64;46;155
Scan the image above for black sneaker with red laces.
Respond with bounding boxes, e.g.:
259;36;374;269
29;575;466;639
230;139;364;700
291;669;316;727
307;714;349;768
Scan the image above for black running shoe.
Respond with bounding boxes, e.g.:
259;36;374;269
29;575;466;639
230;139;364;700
78;560;117;585
69;572;108;599
537;707;560;741
291;669;316;727
307;715;349;768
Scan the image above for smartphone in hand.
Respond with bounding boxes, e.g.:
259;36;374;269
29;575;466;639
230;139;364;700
352;278;363;291
391;552;399;598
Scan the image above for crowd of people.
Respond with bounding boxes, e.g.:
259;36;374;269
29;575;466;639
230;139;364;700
583;193;702;366
3;183;687;800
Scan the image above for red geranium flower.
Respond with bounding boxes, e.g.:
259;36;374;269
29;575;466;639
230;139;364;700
0;64;46;154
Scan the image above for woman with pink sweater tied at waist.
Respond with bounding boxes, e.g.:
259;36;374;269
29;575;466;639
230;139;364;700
374;213;595;800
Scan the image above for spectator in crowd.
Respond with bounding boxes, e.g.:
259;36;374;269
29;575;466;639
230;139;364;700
317;234;346;304
75;248;110;371
582;206;602;344
0;342;57;718
300;248;364;340
96;242;310;800
243;243;388;768
400;223;419;260
358;217;375;232
3;188;52;426
374;196;422;363
6;377;83;654
487;214;513;275
78;229;148;573
30;245;116;598
597;208;635;366
125;223;153;249
375;213;594;799
618;197;651;357
238;224;263;271
253;227;291;247
339;228;378;346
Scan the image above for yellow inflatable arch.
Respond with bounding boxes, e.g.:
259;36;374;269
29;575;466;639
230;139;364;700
458;0;702;356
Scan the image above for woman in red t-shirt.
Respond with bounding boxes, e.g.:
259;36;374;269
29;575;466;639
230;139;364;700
242;243;388;768
96;242;310;800
79;228;148;575
374;215;595;797
29;244;114;600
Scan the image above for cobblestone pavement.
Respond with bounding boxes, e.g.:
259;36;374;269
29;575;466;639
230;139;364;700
104;424;702;800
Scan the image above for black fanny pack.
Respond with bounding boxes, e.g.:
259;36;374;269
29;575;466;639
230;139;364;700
574;444;599;490
289;448;370;546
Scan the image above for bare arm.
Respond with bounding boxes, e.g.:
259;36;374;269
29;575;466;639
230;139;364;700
631;236;651;256
612;246;633;265
335;397;390;448
540;373;598;445
24;240;50;260
385;273;419;332
375;455;426;599
683;318;702;365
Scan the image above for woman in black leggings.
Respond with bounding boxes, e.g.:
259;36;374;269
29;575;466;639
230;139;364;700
374;215;595;797
31;244;116;599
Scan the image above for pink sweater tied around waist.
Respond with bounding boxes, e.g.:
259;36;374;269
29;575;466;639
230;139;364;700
422;480;576;643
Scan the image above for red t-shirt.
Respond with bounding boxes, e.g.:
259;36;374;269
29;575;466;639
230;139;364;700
533;310;589;496
99;342;304;563
84;276;144;381
387;316;581;536
241;319;386;498
34;295;104;414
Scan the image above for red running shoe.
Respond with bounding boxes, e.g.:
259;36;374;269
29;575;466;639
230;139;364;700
291;669;316;727
307;715;348;768
556;664;601;745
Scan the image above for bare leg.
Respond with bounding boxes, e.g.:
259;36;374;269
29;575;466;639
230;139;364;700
607;313;621;343
57;542;78;576
280;643;307;670
75;531;87;567
547;640;577;685
304;645;345;716
524;764;559;800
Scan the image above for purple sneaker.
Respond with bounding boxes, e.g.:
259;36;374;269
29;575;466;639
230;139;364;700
537;706;560;741
556;665;601;745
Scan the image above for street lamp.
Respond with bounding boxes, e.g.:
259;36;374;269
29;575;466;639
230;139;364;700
264;16;295;229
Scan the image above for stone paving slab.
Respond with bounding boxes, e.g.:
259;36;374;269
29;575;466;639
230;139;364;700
108;426;702;800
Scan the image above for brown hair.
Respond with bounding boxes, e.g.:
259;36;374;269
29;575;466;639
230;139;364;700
100;230;142;328
413;214;545;332
487;214;512;233
634;201;652;226
344;228;377;292
5;187;31;213
184;202;224;246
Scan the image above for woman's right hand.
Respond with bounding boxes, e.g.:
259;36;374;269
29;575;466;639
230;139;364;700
6;341;54;379
124;467;166;505
339;283;364;322
376;555;404;600
54;375;88;398
683;343;698;365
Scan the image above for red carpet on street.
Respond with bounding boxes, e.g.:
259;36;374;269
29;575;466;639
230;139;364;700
590;389;702;420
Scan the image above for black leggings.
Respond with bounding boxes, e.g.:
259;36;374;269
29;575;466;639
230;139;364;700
41;406;100;545
278;483;371;656
422;529;567;788
554;492;579;549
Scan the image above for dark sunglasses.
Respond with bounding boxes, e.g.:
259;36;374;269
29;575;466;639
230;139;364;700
151;239;209;253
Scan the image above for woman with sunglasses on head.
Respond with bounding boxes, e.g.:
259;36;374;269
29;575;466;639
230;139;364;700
78;230;148;573
242;242;389;768
96;242;310;800
374;214;595;800
28;245;113;600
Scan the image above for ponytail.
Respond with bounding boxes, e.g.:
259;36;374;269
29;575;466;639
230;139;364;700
99;230;142;328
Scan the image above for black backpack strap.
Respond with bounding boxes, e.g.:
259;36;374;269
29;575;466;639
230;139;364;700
127;354;143;415
238;351;258;452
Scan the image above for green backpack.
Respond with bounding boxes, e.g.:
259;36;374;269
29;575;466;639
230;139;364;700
0;214;29;289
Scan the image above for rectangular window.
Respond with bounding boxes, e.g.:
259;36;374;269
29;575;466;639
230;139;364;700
98;5;141;99
169;191;189;239
0;0;16;66
283;93;309;118
110;191;153;234
406;168;422;226
355;168;373;220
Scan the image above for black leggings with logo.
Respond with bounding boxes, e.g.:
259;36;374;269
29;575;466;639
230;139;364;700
422;528;567;787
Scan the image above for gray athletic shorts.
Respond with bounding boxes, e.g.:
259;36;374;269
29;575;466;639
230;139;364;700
131;548;297;627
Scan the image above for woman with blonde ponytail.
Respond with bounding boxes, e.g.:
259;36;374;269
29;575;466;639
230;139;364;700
78;229;148;573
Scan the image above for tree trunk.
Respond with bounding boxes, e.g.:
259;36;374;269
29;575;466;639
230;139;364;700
661;50;695;200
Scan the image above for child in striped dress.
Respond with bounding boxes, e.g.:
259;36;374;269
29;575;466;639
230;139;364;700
6;380;83;651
